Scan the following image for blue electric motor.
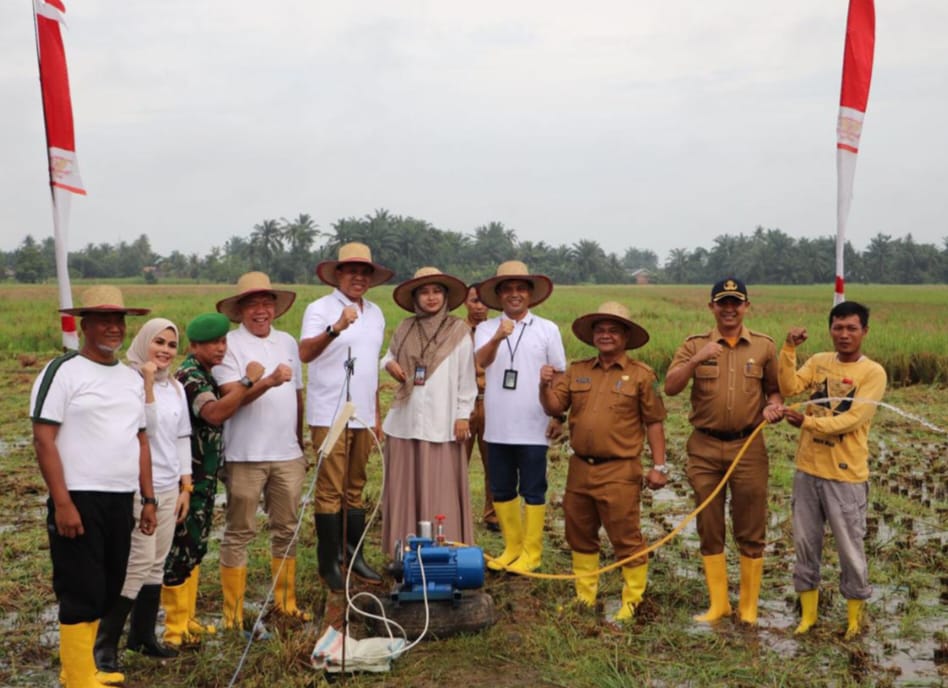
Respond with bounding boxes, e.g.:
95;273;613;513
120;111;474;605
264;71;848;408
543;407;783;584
391;535;485;604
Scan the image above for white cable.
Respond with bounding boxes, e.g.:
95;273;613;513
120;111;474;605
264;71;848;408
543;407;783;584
336;414;432;663
226;383;351;687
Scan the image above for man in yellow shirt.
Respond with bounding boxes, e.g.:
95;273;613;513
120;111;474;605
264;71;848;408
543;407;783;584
779;301;887;639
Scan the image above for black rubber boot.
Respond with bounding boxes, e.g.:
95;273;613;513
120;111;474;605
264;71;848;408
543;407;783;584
127;584;179;658
344;508;383;584
94;596;134;673
315;512;345;592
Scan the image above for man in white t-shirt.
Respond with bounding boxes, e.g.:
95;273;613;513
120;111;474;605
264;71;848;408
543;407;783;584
300;242;394;591
475;261;566;574
213;272;308;630
30;285;156;687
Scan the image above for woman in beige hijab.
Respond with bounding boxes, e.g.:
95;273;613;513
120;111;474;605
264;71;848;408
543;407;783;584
380;268;477;555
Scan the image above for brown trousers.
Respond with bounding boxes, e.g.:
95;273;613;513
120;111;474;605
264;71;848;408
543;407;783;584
465;398;496;523
685;430;768;558
311;426;374;514
563;456;646;567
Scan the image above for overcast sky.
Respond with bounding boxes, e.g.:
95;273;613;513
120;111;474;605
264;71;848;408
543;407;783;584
2;1;947;263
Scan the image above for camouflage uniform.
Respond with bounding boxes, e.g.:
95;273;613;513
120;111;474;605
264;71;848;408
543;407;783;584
163;353;223;586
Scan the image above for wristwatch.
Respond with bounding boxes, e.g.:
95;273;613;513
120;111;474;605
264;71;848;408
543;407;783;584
141;496;159;507
326;325;339;338
239;376;254;388
652;463;669;475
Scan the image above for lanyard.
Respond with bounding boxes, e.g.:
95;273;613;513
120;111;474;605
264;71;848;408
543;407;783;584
504;318;530;368
414;315;450;363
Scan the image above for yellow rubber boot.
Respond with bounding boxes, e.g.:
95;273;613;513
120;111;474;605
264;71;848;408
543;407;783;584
571;551;600;607
794;589;819;634
486;499;523;572
844;599;865;640
220;565;246;631
507;504;546;573
271;557;312;621
737;555;763;624
186;566;216;637
160;580;191;646
694;553;732;623
88;620;124;686
615;563;648;622
59;622;111;688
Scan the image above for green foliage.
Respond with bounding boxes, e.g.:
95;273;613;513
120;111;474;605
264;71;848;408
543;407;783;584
5;213;947;287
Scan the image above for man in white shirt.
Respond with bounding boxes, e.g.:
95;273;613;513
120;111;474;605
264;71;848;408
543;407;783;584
31;285;156;687
475;260;566;574
299;242;393;591
214;272;308;630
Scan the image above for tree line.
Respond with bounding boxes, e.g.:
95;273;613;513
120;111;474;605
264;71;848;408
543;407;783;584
4;209;948;285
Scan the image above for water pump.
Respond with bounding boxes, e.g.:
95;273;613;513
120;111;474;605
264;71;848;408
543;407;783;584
389;517;484;604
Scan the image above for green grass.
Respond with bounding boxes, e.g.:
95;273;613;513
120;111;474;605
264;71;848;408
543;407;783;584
1;283;947;686
3;282;947;384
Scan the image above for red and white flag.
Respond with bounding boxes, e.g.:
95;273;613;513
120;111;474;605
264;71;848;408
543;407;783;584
835;0;875;305
34;0;85;349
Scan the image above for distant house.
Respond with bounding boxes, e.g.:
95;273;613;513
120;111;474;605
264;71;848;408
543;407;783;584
630;269;650;285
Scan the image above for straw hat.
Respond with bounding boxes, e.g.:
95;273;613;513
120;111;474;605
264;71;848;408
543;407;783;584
392;267;468;312
315;242;394;288
477;260;553;311
215;271;296;323
571;301;650;350
59;285;149;316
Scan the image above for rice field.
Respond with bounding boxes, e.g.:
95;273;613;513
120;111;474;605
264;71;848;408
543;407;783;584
2;282;947;384
1;281;946;687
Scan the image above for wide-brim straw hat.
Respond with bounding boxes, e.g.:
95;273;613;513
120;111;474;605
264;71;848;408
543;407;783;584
477;260;553;311
393;267;468;312
316;242;394;288
60;285;150;316
216;271;296;323
571;301;650;350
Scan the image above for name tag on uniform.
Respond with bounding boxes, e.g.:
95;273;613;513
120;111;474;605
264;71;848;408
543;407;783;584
503;369;518;390
413;365;428;386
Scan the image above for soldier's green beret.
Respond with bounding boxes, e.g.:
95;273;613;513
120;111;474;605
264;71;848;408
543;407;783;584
186;313;230;343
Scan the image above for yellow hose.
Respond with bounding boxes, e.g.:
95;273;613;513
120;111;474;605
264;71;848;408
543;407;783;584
475;419;769;580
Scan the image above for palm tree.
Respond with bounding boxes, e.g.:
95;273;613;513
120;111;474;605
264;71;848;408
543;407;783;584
569;239;606;283
281;213;319;255
250;219;284;271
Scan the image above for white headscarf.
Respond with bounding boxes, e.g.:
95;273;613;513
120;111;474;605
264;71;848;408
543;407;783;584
126;317;180;386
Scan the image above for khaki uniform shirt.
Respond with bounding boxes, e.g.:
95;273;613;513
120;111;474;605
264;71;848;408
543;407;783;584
465;316;486;396
669;326;779;431
550;354;666;459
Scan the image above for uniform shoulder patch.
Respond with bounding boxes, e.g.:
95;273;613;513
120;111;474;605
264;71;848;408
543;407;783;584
627;359;656;376
747;330;775;343
685;332;711;342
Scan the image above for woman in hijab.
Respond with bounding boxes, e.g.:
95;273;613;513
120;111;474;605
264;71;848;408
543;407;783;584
380;268;477;556
94;318;192;676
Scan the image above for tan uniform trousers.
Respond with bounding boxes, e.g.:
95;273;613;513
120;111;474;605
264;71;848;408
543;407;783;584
685;430;768;559
220;457;307;568
563;456;646;568
311;426;374;514
465;397;496;523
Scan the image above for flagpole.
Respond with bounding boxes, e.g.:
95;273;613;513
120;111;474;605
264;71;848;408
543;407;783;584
33;0;83;350
834;0;875;306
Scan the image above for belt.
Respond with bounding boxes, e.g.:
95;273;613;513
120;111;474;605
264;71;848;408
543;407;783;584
575;455;625;466
696;426;756;442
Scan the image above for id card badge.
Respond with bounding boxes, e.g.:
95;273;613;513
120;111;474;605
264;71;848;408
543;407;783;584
503;369;518;390
413;365;428;386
